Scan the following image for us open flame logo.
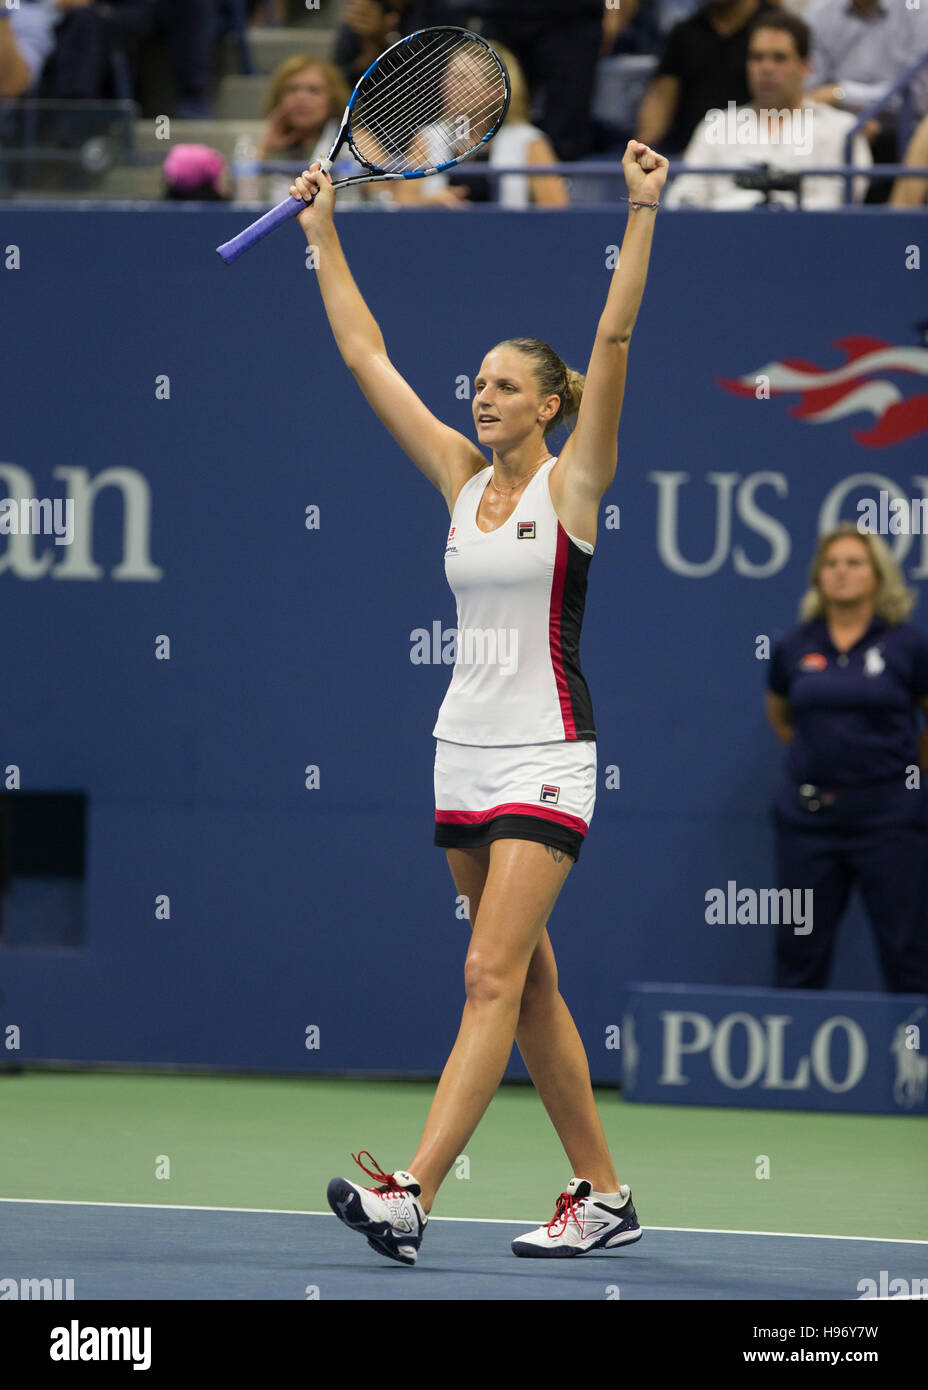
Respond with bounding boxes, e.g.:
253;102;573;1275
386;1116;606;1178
718;336;928;448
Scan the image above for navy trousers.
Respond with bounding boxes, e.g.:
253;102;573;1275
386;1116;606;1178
42;0;218;106
772;780;928;993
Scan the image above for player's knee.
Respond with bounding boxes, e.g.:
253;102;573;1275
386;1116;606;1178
463;950;523;1006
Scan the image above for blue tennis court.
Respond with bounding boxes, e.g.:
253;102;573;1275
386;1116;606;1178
4;1198;926;1301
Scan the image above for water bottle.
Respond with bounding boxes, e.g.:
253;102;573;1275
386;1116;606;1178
233;134;260;202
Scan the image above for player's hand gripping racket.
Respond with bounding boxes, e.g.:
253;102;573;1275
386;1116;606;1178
216;26;510;264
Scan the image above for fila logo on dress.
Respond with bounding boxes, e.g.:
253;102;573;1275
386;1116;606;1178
518;522;536;539
541;784;560;803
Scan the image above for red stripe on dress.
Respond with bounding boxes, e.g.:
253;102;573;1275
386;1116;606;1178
548;523;576;738
435;802;588;833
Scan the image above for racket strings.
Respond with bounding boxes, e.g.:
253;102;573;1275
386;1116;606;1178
358;72;505;174
350;32;508;175
353;34;461;140
353;35;492;159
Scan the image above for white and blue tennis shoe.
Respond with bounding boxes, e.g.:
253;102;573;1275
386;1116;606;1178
327;1151;428;1266
512;1178;643;1257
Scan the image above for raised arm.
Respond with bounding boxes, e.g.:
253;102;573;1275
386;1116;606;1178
558;141;668;505
290;164;482;505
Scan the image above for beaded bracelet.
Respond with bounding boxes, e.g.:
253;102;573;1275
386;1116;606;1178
626;197;659;209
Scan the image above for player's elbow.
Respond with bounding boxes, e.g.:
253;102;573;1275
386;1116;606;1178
343;338;388;376
599;327;632;350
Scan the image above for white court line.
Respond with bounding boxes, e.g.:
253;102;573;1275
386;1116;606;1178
1;1197;927;1244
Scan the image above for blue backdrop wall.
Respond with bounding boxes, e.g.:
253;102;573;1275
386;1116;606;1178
2;206;927;1079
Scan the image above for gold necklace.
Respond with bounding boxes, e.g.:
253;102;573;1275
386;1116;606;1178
490;453;551;496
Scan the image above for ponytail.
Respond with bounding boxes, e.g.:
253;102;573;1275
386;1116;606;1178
494;337;585;436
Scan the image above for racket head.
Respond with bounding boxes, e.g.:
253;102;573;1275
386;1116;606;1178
344;27;511;179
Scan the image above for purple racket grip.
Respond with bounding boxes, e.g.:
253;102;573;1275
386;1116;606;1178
216;192;309;265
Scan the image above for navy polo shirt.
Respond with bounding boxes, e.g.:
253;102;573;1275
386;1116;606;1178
769;617;928;786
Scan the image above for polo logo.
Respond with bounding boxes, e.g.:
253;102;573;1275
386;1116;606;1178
864;646;885;676
799;652;827;671
517;521;536;539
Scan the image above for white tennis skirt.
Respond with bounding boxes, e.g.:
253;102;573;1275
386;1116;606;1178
434;738;596;862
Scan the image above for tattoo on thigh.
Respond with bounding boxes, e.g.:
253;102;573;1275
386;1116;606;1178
544;844;568;863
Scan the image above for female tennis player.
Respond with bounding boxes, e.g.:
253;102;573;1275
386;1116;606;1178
295;139;668;1263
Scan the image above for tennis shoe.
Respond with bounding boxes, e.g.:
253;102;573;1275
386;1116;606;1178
511;1178;642;1257
326;1150;428;1266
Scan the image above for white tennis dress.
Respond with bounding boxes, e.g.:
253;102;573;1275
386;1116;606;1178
433;457;597;861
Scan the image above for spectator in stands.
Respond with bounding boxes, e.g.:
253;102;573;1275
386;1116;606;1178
600;0;651;56
765;523;928;993
257;53;346;162
636;0;779;155
601;0;737;58
149;0;220;119
257;54;373;204
805;0;927;116
0;0;57;97
603;0;711;58
616;0;816;52
162;141;230;198
474;0;605;163
803;0;928;197
335;1;620;164
333;1;458;86
889;112;928;206
390;41;568;207
38;0;156;144
664;11;871;207
40;0;221;131
334;0;407;85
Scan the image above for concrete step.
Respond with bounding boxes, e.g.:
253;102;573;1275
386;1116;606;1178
213;75;271;122
98;164;166;200
134;118;265;163
4;159;149;201
246;25;339;75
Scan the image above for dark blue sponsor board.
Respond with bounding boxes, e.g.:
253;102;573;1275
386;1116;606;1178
622;985;928;1114
2;209;928;1074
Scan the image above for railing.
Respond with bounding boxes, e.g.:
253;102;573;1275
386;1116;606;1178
259;159;924;210
0;99;136;186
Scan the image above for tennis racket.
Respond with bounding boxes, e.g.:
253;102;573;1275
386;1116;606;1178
216;26;510;265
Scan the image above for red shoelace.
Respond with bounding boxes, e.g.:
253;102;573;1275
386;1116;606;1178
351;1150;409;1197
351;1155;586;1235
547;1189;585;1238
